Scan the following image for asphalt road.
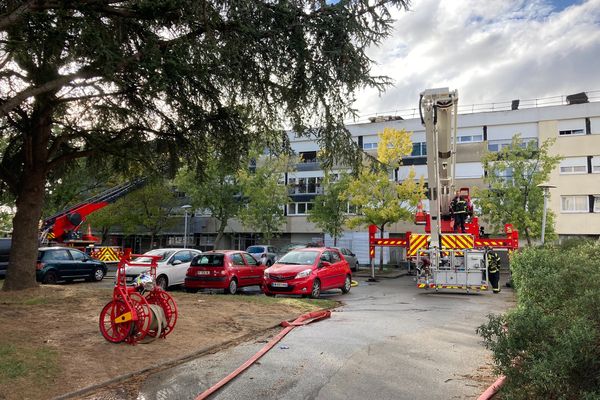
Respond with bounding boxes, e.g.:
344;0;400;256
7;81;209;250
131;275;513;400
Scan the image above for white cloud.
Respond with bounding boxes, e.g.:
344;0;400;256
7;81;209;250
351;0;600;120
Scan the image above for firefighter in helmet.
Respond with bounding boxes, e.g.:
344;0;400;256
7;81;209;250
451;195;468;233
485;246;501;293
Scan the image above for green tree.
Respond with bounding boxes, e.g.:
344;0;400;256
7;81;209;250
0;0;410;290
85;203;124;245
476;135;562;246
345;128;425;269
307;173;351;246
115;182;179;250
477;243;600;399
238;154;294;243
176;161;242;249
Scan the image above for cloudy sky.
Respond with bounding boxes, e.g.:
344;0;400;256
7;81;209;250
351;0;600;121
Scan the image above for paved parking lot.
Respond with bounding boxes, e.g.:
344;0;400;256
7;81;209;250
119;275;514;400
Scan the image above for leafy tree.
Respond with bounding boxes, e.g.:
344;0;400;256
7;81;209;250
84;203;124;245
0;0;410;290
176;161;242;249
477;243;600;399
307;173;351;246
476;135;562;246
345;128;425;268
115;182;179;250
238;154;294;244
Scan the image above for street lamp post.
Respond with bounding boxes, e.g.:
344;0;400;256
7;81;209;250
537;183;556;245
181;204;192;248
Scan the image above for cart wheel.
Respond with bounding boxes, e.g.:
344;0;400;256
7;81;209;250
146;289;178;338
99;300;132;343
126;292;153;344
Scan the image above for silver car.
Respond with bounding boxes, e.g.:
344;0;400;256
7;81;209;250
246;245;278;266
334;247;359;271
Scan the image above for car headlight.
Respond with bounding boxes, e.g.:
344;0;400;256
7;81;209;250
295;269;312;279
264;269;270;279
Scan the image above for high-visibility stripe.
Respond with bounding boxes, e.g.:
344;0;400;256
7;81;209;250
408;234;430;256
372;239;407;246
91;247;122;262
441;234;474;250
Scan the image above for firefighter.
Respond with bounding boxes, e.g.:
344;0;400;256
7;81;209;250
452;195;468;233
486;246;501;293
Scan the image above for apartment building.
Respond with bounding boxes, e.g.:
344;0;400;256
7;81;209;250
278;97;600;250
157;95;600;257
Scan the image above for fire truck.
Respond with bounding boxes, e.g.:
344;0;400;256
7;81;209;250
368;88;518;292
40;178;146;262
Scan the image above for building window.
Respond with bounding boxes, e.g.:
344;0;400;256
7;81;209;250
561;196;589;213
594;196;600;213
592;156;600;173
299;151;317;163
487;138;537;152
363;142;377;150
559;157;588;174
559;129;585;136
410;142;427;157
457;135;483;143
287;202;314;215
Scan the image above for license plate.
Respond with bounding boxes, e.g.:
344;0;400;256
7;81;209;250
197;270;210;275
271;282;288;288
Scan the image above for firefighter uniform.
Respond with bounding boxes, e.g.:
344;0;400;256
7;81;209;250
452;197;468;233
486;249;501;293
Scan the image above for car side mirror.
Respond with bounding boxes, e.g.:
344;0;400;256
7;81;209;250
319;261;331;268
172;260;182;265
350;253;355;257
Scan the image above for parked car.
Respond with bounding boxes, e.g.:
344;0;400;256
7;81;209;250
0;238;10;278
36;247;107;284
262;247;352;298
184;250;266;295
246;245;278;266
124;248;202;290
332;247;359;271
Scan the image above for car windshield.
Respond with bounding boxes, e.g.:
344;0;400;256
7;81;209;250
134;250;174;263
191;254;225;267
277;251;318;265
246;246;264;254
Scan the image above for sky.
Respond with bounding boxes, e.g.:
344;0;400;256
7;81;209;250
351;0;600;121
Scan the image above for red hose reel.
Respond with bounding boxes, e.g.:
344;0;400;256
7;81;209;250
99;250;178;344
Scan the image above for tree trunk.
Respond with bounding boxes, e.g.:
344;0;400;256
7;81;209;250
524;226;532;247
379;224;385;271
215;218;228;250
3;170;46;291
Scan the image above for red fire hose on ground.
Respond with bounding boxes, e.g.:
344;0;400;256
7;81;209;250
477;375;506;400
195;309;331;400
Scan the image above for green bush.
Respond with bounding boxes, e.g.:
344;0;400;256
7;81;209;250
477;243;600;400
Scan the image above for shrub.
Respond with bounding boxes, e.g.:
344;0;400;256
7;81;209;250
477;243;600;400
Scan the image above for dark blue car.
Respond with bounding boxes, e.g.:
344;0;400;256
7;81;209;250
36;247;107;284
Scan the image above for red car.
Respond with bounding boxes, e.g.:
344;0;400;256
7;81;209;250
184;250;265;295
262;247;352;298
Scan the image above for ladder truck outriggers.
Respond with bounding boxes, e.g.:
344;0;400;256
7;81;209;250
367;88;519;292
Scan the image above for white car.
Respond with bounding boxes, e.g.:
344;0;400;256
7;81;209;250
124;248;202;290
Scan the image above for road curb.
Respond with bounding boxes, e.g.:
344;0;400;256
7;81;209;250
353;270;410;279
51;324;286;400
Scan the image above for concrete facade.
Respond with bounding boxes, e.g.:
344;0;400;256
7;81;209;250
148;100;600;252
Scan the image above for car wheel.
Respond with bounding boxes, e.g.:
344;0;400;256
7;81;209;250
310;279;321;299
42;270;58;284
266;260;272;267
225;278;238;295
185;288;198;293
156;275;168;290
264;292;275;297
92;267;105;282
341;275;351;294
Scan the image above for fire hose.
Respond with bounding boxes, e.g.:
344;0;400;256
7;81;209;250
477;375;506;400
195;309;331;400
